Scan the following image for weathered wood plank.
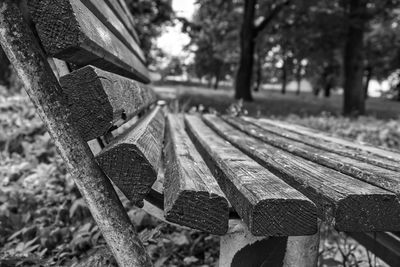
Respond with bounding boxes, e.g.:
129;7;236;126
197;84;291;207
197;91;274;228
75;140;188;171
96;106;165;206
243;117;400;172
30;0;150;83
246;117;400;163
104;0;140;44
59;65;156;141
164;114;229;235
184;115;317;236
203;115;400;231
80;0;145;63
225;116;400;196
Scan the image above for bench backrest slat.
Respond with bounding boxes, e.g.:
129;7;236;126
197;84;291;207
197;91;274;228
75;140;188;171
105;0;140;44
81;0;146;63
60;65;156;141
30;0;150;83
95;106;165;206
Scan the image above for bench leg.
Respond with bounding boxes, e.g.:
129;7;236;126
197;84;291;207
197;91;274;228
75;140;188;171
220;220;320;267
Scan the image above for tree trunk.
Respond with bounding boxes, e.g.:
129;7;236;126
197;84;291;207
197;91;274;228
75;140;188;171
281;58;287;94
324;80;332;98
213;63;221;90
214;74;220;90
343;0;367;116
234;0;256;101
254;45;262;92
364;66;372;99
296;63;301;95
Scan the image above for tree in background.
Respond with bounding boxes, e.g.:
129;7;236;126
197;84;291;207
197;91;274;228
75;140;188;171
182;0;239;89
235;0;291;100
126;0;174;66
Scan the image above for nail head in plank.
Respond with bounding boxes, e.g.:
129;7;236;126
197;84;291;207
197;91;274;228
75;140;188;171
203;115;400;232
164;114;229;235
96;106;165;207
60;65;156;141
184;115;317;236
30;0;150;83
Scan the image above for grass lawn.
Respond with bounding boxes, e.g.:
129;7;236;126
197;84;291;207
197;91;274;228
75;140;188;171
154;84;400;119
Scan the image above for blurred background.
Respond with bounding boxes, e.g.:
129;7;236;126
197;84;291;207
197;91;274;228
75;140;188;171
1;0;400;266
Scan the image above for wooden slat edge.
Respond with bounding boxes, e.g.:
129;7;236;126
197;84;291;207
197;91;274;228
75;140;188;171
95;106;165;206
164;114;229;235
30;0;150;83
59;65;156;141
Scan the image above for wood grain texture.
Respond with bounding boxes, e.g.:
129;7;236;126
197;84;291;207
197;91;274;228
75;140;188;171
60;65;156;141
225;116;400;196
246;117;400;163
30;0;150;83
203;115;400;232
104;0;140;44
184;115;317;236
164;114;229;235
95;106;165;207
80;0;145;63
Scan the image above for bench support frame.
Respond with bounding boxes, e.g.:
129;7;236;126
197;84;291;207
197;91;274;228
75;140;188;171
0;2;151;266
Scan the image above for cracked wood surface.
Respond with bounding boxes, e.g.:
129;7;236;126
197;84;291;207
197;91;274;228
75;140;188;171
60;65;156;141
184;115;317;236
96;106;165;207
164;114;229;235
29;0;150;83
203;115;400;232
225;116;400;196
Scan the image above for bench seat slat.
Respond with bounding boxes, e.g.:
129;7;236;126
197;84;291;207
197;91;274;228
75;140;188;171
164;115;229;235
225;116;400;196
245;117;400;164
203;115;400;232
95;106;164;206
80;0;146;63
184;115;317;236
60;66;156;141
30;0;150;83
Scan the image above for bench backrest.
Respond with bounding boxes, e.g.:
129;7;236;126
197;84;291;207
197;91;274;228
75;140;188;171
29;0;165;207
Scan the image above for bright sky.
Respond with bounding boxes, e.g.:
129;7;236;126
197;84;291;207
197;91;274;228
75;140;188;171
156;0;196;57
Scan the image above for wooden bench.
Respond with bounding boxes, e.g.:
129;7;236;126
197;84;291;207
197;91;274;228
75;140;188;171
1;1;400;266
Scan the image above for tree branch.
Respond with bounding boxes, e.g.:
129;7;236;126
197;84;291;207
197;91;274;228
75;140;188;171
254;0;291;36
